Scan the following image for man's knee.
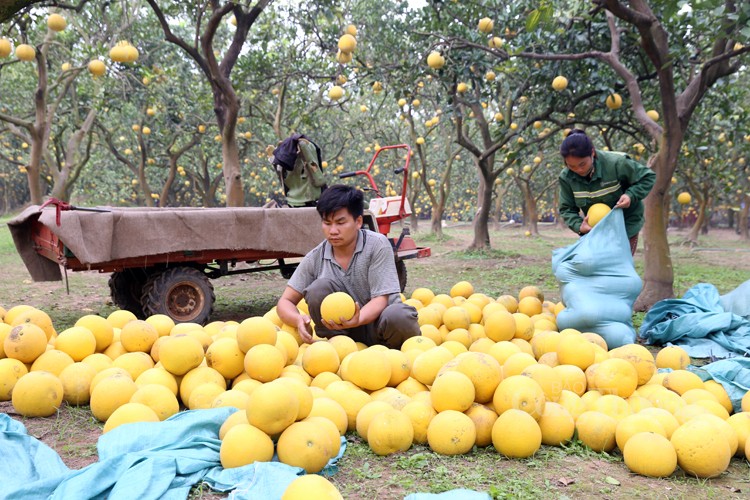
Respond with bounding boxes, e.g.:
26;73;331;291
304;278;341;309
377;303;419;349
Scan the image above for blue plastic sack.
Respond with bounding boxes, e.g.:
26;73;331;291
552;208;642;348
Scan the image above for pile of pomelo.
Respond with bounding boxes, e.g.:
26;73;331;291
2;281;750;489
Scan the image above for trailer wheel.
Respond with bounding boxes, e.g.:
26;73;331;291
396;259;407;293
141;267;215;324
109;269;149;318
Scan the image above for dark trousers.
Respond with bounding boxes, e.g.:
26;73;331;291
304;278;419;349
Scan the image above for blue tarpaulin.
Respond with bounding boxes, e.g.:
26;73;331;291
0;407;345;500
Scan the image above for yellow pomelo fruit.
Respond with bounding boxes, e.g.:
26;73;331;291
135;367;178;395
282;474;343;500
538;351;559;367
220;423;275;468
384;349;411;387
103;341;127;360
681;387;719;405
493;375;546;420
244;343;285;382
308;397;348;436
119;320;158;353
628;395;653;413
246;379;299;436
605;93;622;110
232;377;262;396
694;413;737;455
517;296;542;317
608;344;656;386
440;340;467;356
427;410;476;455
281;364;312;386
47;13;67;31
55;327;97;361
159;335;205;376
430;371;475;412
30;349;74;376
557;390;586;421
586;203;610;227
3;305;36;325
477;17;494;33
311;371;342;390
530;330;561;359
411;346;453;386
188;382;225;410
90;367;131;394
591;357;638;397
426;51;445;70
0;323;12;357
144;314;175;337
511;313;534;341
205;338;244;379
345;348;391;391
113;351;154;380
553;364;587;396
4;324;47;363
411;288;435;305
502;352;537;378
236;316;278;353
0;358;28;401
623;432;677;477
12;309;56;341
75;315;114;352
449;281;473;299
580;389;602;410
444;352;501;404
320;292;356;325
211;388;251;410
551;75;568;91
495;295;517;313
103;402;159;433
277;421;332;473
592;394;633;422
727;412;750;457
518;286;543;302
483;310;515;342
12;371;63;417
646;386;686;414
366;408;413;456
556;334;595;370
638;407;679;439
615;413;666;451
655;345;690;370
396;376;429;397
88;59;106;76
492;408;542;458
0;38;13;58
337;33;357;53
328;335;358;362
276;330;299;364
219;410;249;440
462;403;496;447
581;332;608;351
356;400;392;440
90;372;138;421
486;341;521;366
179;366;226;404
401;400;436;445
671;418;732;478
15;44;37;61
662;369;704;395
131;383;179;420
674;403;711;425
460;302;482;324
576;410;617;452
538;402;575;446
302;415;341;457
275;377;313;420
677;192;691;204
431;294;455;310
646;109;660;121
521;363;562;403
302;341;340;377
416;307;442;329
442;307;470;331
702;380;733;414
106;309;137;329
481;302;507;321
443;329;471;348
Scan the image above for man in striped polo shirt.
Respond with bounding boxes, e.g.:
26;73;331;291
276;185;419;348
558;129;655;255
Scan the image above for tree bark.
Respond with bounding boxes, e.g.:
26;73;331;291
740;194;749;240
470;174;493;249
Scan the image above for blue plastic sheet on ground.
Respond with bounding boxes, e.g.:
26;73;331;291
689;357;750;413
552;208;642;348
404;488;492;500
640;281;750;359
0;407;346;500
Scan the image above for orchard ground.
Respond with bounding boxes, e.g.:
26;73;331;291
1;216;750;499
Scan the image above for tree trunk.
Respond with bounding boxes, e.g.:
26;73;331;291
519;181;539;235
470;176;493;249
430;199;445;237
634;188;674;311
26;139;44;204
740;194;749;240
686;197;709;245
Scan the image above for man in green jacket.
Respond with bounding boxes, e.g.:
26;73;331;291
558;129;656;255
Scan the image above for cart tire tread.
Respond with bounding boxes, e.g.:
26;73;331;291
141;267;215;325
109;269;149;318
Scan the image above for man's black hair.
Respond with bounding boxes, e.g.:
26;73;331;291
560;129;594;157
316;184;364;219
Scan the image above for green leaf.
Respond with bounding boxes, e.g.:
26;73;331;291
526;9;542;32
604;476;620;486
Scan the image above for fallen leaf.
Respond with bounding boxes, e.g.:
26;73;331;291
556;477;575;487
604;476;620;486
